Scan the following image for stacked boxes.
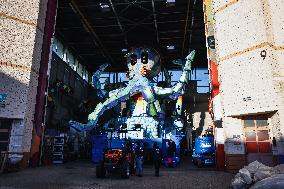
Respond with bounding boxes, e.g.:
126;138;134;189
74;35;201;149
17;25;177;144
52;136;64;164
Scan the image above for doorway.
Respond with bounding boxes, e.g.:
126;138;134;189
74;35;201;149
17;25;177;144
243;115;273;166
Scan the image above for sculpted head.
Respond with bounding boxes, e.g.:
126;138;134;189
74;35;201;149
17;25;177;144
127;47;161;79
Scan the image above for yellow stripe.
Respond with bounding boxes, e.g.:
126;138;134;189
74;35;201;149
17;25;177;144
219;42;284;62
214;0;239;13
0;12;37;27
0;60;38;74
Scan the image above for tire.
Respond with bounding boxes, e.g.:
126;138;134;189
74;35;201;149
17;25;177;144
120;160;130;179
96;162;106;178
197;159;202;168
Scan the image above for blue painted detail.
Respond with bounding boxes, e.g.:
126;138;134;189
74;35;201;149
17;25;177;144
0;93;7;103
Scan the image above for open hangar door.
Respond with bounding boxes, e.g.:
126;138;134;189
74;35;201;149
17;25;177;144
42;0;210;165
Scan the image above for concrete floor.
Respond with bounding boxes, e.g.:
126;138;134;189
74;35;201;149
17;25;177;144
0;159;234;189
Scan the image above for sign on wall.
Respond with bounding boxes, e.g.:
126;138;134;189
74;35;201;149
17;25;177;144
207;36;215;49
0;94;7;107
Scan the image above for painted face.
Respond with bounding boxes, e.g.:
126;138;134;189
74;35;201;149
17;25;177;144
127;47;160;79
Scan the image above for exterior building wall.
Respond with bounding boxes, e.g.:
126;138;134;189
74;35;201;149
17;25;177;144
0;0;48;163
204;0;226;170
208;0;284;171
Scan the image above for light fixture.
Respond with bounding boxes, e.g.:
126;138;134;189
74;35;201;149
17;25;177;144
166;45;175;50
99;3;110;12
121;48;127;53
166;0;175;7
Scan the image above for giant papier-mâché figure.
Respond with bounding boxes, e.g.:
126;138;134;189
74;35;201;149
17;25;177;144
69;47;195;131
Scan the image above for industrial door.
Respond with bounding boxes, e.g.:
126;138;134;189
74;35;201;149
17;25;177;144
0;119;11;153
243;116;273;166
0;119;12;172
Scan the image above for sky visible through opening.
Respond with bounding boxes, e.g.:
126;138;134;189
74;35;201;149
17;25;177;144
99;68;209;93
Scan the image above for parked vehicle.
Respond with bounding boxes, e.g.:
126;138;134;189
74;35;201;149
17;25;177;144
192;137;215;168
96;148;134;179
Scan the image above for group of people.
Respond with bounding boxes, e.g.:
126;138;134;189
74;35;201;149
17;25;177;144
133;140;176;177
134;141;161;177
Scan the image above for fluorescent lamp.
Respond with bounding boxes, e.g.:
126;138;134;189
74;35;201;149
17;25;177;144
99;3;110;12
166;0;175;6
166;45;175;50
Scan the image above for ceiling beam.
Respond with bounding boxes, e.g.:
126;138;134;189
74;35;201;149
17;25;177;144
182;0;198;57
56;20;204;31
122;14;155;33
118;0;152;16
58;0;163;9
109;0;128;46
188;0;197;48
182;0;192;57
151;0;159;43
69;0;115;64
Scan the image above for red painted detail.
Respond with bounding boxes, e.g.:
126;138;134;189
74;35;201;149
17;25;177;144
209;60;220;98
212;88;220;99
34;0;58;136
246;142;258;153
209;60;219;88
208;97;212;114
216;144;225;170
258;142;271;153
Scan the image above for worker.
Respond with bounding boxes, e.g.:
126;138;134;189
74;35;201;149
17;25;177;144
167;140;176;166
168;140;176;158
152;142;161;177
135;141;144;177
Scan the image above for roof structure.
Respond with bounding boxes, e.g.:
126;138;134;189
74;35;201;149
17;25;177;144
55;0;207;72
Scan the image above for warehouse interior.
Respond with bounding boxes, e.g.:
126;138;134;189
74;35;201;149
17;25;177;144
0;0;284;188
43;0;212;165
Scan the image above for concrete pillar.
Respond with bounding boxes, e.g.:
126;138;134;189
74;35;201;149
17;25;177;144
0;0;53;166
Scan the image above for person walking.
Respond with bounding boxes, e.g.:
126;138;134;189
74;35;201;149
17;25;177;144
167;140;176;166
168;140;176;158
135;141;144;177
152;142;161;177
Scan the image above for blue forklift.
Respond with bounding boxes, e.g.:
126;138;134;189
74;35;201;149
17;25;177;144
192;136;215;168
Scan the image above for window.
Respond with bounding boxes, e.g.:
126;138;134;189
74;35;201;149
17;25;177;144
52;38;64;58
52;37;90;82
62;50;67;62
244;119;255;128
118;72;128;82
243;115;271;154
195;68;209;93
256;119;268;127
